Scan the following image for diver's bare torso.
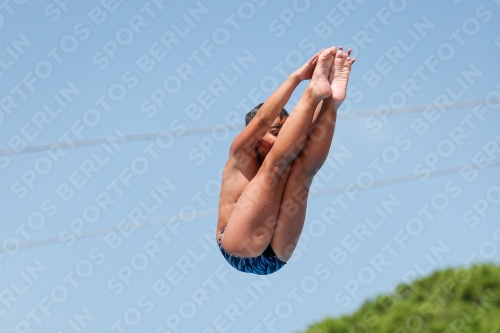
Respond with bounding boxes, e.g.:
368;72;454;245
216;149;260;241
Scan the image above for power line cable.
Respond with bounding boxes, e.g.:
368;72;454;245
2;159;498;254
312;159;500;197
1;99;496;156
340;98;493;119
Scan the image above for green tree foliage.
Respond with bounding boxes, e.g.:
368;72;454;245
303;264;500;333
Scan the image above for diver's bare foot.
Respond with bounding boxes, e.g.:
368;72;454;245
329;46;355;107
308;48;334;101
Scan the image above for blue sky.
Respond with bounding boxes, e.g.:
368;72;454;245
1;0;499;332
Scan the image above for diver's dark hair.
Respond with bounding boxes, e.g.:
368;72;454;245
245;103;289;126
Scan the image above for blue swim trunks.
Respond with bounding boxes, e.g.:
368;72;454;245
218;227;286;275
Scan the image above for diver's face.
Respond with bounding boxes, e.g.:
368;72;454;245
256;116;286;162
